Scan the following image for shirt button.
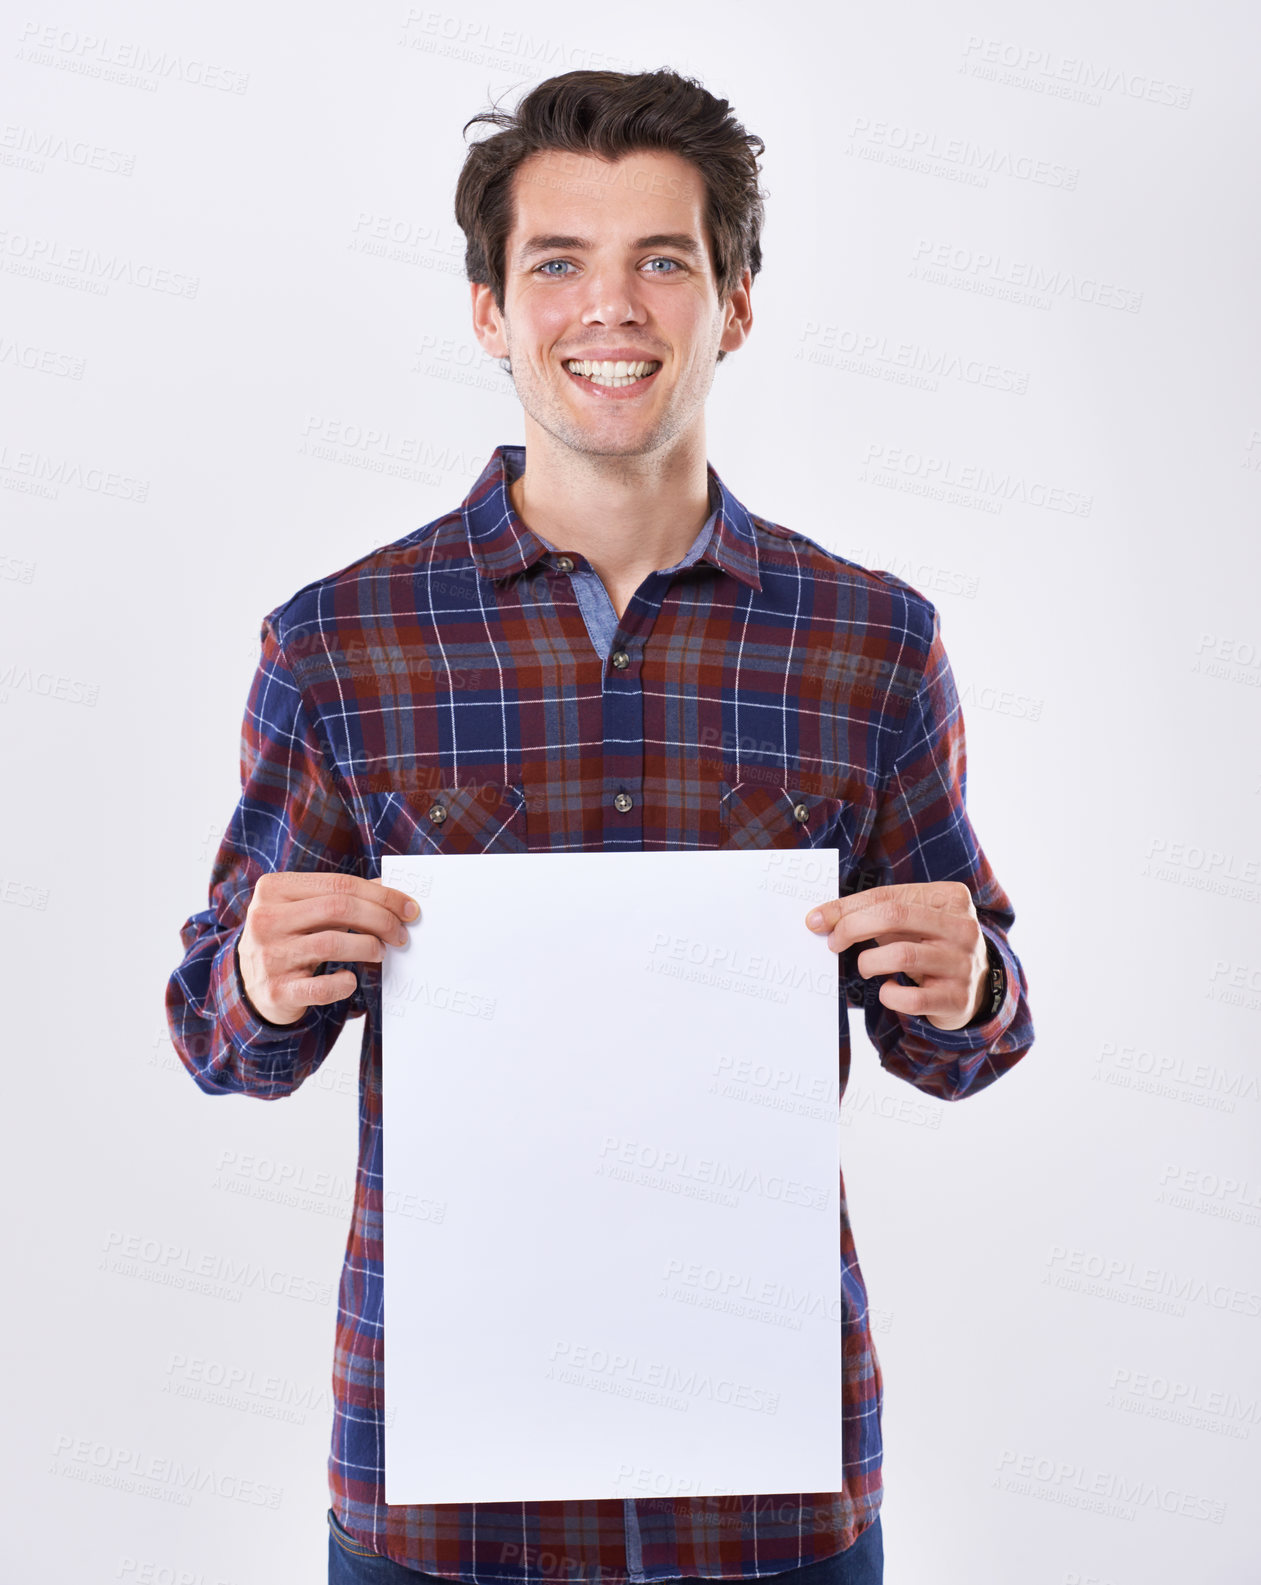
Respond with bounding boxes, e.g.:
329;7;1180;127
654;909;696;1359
611;650;630;670
555;555;574;573
428;803;447;824
792;803;810;823
613;791;633;813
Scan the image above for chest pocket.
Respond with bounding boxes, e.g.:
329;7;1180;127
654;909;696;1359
366;782;528;857
718;781;847;850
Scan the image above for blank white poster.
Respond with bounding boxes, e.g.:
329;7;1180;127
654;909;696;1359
380;849;842;1505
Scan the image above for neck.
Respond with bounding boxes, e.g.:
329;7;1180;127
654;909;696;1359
507;420;713;584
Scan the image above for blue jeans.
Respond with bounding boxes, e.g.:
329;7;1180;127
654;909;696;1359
329;1509;883;1585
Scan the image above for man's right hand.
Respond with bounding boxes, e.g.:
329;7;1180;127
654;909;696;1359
237;872;419;1027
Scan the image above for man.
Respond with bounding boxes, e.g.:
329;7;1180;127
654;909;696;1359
167;67;1034;1585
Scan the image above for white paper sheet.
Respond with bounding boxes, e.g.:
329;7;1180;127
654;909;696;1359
380;849;842;1505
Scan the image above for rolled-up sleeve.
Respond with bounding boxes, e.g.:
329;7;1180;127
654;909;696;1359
852;600;1035;1101
165;612;367;1098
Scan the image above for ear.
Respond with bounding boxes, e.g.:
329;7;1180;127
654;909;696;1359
470;280;509;360
719;266;753;356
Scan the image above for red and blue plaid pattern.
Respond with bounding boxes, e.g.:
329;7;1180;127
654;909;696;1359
167;443;1034;1578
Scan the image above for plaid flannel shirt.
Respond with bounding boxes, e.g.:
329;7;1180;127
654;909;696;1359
167;443;1034;1580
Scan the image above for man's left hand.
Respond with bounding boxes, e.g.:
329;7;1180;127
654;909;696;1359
805;882;989;1031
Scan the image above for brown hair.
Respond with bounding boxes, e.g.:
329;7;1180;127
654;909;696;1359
454;69;766;363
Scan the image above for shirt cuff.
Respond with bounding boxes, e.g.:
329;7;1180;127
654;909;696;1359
208;930;321;1051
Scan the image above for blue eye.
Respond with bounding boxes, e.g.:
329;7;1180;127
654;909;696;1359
534;257;684;277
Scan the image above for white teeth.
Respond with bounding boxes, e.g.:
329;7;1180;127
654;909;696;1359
565;358;661;387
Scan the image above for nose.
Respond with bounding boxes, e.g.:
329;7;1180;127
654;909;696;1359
580;268;648;329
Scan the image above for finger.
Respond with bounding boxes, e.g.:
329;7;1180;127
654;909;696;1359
368;880;422;924
873;976;937;1019
810;923;926;961
267;889;412;948
281;967;362;1011
256;870;420;923
874;973;975;1028
244;965;361;1025
804;882;951;927
854;938;961;984
283;929;395;975
809;894;973;953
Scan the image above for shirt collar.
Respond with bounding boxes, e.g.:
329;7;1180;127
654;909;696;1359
461;443;763;593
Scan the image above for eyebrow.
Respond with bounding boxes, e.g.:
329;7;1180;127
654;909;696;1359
516;232;705;266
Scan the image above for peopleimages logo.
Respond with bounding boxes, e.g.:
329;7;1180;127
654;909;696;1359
15;22;250;93
0;229;198;295
959;34;1193;109
50;1434;282;1509
1093;1038;1259;1111
860;441;1092;516
595;1135;830;1213
1043;1244;1260;1319
100;1229;334;1306
1107;1366;1259;1439
994;1449;1224;1523
846;115;1080;189
797;320;1030;398
909;237;1143;313
545;1339;779;1416
644;931;836;999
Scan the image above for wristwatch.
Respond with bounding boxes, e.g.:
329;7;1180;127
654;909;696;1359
977;940;1006;1023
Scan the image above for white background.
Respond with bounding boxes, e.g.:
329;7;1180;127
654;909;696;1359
1;2;1258;1581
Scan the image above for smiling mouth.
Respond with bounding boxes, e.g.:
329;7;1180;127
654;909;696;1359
564;359;662;389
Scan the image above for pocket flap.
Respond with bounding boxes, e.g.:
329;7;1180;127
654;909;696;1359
718;781;846;849
367;782;527;856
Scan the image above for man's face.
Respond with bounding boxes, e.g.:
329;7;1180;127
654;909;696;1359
471;147;751;460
